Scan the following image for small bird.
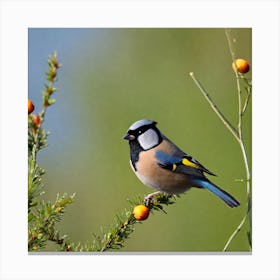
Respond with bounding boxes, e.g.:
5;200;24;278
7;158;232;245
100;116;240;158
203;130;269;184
123;119;240;208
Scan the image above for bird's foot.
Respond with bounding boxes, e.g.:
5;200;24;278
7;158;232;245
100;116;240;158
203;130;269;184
144;191;162;206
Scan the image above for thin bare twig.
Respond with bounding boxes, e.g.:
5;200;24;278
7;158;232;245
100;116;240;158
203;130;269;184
224;29;251;251
189;72;239;143
189;29;251;252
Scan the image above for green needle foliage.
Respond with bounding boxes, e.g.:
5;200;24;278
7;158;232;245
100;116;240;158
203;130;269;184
91;194;178;252
28;52;76;251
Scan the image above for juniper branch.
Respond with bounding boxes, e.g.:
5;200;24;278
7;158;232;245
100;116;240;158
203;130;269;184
28;52;75;252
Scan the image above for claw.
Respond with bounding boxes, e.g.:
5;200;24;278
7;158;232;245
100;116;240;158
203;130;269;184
144;191;162;206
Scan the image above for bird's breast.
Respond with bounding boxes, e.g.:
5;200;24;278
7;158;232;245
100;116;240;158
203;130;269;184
132;141;192;194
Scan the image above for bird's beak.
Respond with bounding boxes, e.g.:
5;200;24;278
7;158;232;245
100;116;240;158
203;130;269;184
123;134;135;141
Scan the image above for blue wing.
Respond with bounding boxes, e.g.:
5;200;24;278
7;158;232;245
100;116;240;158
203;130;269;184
155;150;182;166
155;150;240;207
155;150;216;176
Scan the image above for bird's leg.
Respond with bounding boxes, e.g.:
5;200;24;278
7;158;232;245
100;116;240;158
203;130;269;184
144;191;162;205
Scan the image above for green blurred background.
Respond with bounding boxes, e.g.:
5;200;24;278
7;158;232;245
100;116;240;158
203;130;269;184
28;28;251;252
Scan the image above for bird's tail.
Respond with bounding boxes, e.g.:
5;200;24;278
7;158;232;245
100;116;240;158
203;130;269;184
192;179;240;208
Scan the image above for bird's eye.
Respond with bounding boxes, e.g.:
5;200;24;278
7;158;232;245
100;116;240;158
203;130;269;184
138;130;142;134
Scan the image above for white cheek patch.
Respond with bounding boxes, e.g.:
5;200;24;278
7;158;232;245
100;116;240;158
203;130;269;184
138;128;159;150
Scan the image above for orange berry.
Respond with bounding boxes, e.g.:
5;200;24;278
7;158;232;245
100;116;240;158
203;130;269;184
133;205;150;221
32;114;41;127
28;99;34;114
232;58;250;74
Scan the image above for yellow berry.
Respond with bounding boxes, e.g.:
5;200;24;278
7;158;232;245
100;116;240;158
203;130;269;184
133;205;150;221
28;99;34;114
232;58;250;74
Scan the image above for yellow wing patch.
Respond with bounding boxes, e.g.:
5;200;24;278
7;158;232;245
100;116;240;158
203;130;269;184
182;157;199;169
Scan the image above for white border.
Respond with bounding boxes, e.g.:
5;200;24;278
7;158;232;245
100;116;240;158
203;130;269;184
1;1;279;279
